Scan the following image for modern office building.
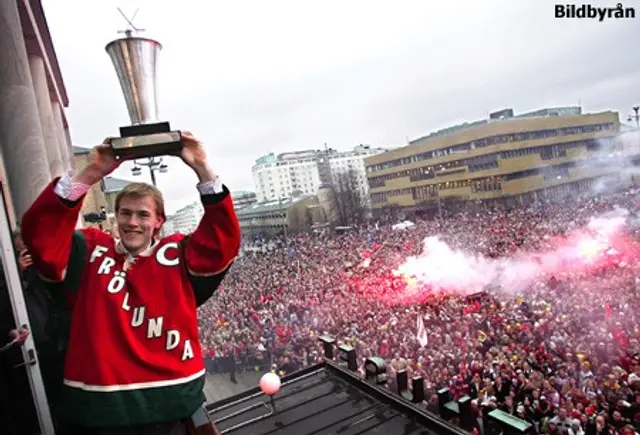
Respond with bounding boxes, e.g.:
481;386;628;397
365;107;631;215
252;145;386;203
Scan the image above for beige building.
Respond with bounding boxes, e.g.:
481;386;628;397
1;0;77;228
365;107;637;216
237;195;326;239
73;146;130;232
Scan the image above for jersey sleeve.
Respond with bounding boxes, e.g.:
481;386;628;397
184;186;240;278
21;178;86;282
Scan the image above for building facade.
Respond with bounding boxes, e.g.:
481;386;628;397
73;146;129;232
365;107;631;215
0;2;79;433
252;151;321;201
251;145;385;203
236;195;325;239
327;145;380;207
231;190;258;211
0;0;76;228
165;201;205;235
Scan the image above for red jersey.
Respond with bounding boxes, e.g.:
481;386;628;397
21;178;240;428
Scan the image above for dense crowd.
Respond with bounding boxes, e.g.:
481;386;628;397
198;189;640;435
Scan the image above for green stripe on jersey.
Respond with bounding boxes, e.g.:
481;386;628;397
56;376;206;428
63;230;88;295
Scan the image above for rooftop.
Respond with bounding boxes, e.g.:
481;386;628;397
254;145;388;167
236;195;311;216
409;106;583;145
206;359;465;435
21;0;69;121
102;176;131;193
73;145;90;155
170;201;204;217
231;190;257;198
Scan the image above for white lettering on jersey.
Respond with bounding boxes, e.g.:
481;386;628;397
131;306;145;327
97;247;195;367
107;270;126;294
181;339;194;361
121;292;131;311
156;243;180;267
166;330;180;350
147;317;163;339
90;246;108;263
98;257;116;275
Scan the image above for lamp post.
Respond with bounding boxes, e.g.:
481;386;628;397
628;106;639;130
131;157;168;187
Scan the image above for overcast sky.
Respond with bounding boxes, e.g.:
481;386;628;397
42;0;640;214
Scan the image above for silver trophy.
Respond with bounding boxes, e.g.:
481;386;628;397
105;10;182;160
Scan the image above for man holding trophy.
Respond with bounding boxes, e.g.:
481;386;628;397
20;28;238;435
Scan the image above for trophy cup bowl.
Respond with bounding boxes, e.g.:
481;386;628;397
105;35;182;160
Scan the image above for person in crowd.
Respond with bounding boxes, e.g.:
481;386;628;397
21;132;240;435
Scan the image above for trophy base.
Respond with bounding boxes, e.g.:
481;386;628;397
111;122;183;160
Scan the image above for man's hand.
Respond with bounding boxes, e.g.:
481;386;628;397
18;249;32;272
73;138;121;185
180;132;217;182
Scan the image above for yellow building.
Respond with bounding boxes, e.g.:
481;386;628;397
365;107;636;215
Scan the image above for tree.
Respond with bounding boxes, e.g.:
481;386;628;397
333;169;368;225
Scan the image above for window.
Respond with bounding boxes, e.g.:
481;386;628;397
367;122;615;173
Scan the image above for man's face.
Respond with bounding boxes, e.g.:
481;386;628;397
116;195;163;254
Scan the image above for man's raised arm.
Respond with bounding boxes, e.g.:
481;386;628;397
21;140;121;282
178;133;241;305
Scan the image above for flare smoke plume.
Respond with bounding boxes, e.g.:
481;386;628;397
394;207;635;295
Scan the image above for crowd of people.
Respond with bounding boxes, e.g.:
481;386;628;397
200;188;640;434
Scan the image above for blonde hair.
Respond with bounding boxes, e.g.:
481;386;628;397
115;183;166;220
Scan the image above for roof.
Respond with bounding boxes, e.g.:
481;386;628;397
32;0;69;107
231;190;257;198
73;146;90;155
19;0;69;123
409;106;583;145
364;109;618;167
102;176;131;193
206;359;466;435
236;195;311;216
